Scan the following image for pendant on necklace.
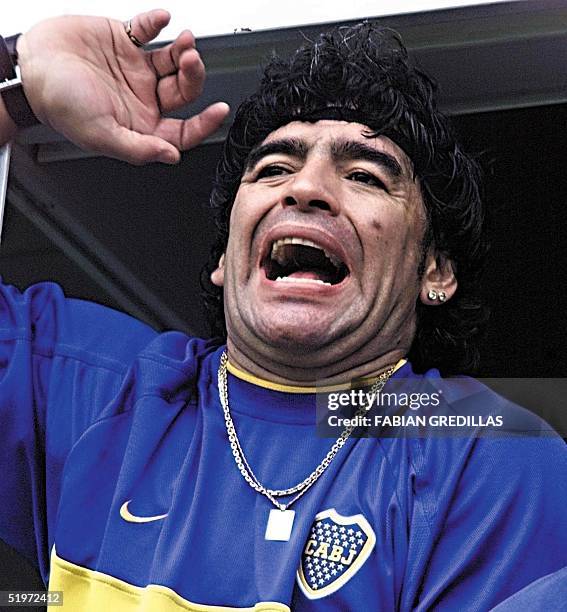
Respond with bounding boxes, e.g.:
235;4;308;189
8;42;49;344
265;508;295;541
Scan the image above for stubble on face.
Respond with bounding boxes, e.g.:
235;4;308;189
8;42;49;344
217;120;428;383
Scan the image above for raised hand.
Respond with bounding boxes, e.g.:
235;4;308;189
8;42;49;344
16;9;230;164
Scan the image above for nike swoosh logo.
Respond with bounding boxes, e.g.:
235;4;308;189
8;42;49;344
119;500;168;524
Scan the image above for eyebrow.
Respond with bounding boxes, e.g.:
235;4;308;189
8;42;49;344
244;136;404;180
245;139;309;172
330;139;403;179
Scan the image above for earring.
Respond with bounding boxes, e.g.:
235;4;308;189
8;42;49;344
427;289;438;301
438;291;447;302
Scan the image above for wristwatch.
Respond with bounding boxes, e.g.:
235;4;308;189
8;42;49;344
0;34;39;128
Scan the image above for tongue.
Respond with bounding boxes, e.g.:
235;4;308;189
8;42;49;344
286;270;323;280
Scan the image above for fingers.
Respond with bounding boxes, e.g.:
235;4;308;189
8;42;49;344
128;8;171;45
154;102;230;151
157;48;205;111
93;102;229;165
149;29;196;77
99;124;181;165
149;30;205;112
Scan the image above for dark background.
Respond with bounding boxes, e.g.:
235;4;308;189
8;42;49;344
0;1;566;607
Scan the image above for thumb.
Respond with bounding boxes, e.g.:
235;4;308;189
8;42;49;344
126;9;171;45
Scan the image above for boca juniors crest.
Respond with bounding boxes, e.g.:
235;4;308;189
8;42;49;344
296;508;376;599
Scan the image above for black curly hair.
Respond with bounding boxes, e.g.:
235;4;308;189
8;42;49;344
200;22;489;375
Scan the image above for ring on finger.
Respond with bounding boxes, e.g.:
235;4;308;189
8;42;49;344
124;19;144;48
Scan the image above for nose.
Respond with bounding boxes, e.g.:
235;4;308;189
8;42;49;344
282;162;340;215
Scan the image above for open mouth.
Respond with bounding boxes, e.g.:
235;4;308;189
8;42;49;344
262;237;349;286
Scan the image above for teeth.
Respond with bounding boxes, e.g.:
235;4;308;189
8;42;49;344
270;236;343;268
271;242;287;265
327;253;342;267
275;276;332;286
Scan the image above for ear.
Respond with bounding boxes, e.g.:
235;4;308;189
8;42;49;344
210;253;225;287
419;252;457;306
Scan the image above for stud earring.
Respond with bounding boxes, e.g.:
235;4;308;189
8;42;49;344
427;289;438;301
438;291;447;302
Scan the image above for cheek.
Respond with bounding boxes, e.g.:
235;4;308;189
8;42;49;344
229;186;276;234
368;214;411;252
365;214;425;275
225;196;255;252
227;193;246;230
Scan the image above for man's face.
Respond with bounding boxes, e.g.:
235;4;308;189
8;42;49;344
213;120;431;371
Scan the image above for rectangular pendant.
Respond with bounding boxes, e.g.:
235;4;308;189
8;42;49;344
265;508;295;541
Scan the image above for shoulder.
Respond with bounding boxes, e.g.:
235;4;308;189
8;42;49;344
401;364;567;518
93;332;224;422
57;295;158;371
398;366;567;610
0;279;157;372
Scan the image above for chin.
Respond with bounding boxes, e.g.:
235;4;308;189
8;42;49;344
254;309;339;352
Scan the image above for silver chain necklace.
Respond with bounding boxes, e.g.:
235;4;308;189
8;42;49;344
217;351;395;541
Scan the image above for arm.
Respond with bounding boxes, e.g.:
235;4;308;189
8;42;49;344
0;8;229;575
0;281;159;577
0;9;229;163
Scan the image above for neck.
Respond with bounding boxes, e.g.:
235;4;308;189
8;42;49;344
226;339;408;387
225;304;417;386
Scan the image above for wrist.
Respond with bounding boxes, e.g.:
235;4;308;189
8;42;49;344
0;33;39;130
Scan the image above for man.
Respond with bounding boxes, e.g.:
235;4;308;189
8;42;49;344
0;8;565;611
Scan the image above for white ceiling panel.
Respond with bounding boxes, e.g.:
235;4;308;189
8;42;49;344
4;1;518;40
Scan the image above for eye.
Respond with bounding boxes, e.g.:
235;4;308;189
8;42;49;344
347;171;386;190
256;164;289;179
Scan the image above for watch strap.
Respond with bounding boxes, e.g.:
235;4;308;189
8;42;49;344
0;34;39;128
5;35;19;63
